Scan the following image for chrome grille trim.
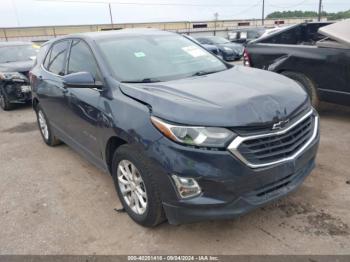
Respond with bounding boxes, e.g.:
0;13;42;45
228;109;319;169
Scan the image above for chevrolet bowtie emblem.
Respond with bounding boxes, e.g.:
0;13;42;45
272;119;289;130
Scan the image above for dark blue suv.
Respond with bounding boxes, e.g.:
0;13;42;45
30;29;320;227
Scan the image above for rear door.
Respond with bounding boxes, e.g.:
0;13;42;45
322;48;350;105
37;39;71;132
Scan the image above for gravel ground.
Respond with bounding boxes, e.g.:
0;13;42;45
0;103;349;255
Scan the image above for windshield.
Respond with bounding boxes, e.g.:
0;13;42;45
209;37;230;44
97;34;227;82
0;44;39;63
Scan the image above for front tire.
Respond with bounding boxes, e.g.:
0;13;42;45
0;87;14;111
281;71;319;109
35;104;61;146
111;145;165;227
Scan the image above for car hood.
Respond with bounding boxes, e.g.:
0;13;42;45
0;60;34;72
119;66;309;127
319;19;350;48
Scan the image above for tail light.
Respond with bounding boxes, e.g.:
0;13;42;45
243;48;251;67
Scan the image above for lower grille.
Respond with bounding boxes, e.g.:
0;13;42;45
228;110;318;168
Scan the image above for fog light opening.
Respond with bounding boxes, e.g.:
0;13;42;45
172;175;201;199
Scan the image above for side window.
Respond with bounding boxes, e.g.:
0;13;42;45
46;41;69;75
68;40;100;80
35;44;48;67
43;47;51;69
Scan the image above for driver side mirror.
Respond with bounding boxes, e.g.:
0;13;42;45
63;72;103;89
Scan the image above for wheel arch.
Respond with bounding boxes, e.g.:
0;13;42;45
32;97;39;111
278;70;320;108
278;69;318;90
105;136;128;174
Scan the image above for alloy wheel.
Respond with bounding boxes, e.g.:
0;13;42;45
117;160;148;215
38;110;49;140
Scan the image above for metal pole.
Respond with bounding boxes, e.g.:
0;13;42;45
262;0;265;26
3;29;8;42
214;12;218;36
318;0;322;21
109;2;114;29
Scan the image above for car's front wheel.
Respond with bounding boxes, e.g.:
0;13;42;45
0;87;14;111
35;104;61;146
112;145;165;227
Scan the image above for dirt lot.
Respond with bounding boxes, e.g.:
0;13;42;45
0;103;349;255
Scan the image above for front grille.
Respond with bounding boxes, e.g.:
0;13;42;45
229;110;317;168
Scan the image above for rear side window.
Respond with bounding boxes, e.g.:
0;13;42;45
67;40;100;80
45;41;69;76
35;44;49;66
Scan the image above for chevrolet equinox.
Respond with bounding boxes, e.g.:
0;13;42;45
30;29;320;227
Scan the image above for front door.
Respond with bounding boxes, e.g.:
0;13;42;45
62;39;104;164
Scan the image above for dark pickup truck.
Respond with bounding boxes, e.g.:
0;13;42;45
244;19;350;108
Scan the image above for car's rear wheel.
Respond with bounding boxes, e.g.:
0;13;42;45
35;104;61;146
112;145;165;227
0;87;14;111
281;71;319;109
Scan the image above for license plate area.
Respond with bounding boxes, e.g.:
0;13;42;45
21;85;31;93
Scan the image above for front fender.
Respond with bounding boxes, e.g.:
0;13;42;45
98;88;162;162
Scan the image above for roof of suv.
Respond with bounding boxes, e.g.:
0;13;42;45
59;28;174;41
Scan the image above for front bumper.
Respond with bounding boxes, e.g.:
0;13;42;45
147;114;320;225
1;81;32;103
163;156;316;224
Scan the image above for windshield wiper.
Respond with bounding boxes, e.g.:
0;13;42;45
191;70;224;77
121;78;161;83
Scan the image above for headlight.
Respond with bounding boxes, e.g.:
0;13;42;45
223;47;233;52
0;72;25;81
151;116;236;148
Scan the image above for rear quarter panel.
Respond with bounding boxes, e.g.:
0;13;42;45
246;43;350;106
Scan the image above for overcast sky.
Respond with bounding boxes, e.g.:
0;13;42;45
0;0;349;27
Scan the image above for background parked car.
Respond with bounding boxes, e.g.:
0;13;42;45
195;36;244;61
228;27;266;44
0;41;39;110
182;34;222;59
244;20;349;108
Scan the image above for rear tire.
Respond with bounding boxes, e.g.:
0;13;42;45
35;104;62;146
0;87;14;111
111;144;165;227
281;71;319;109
